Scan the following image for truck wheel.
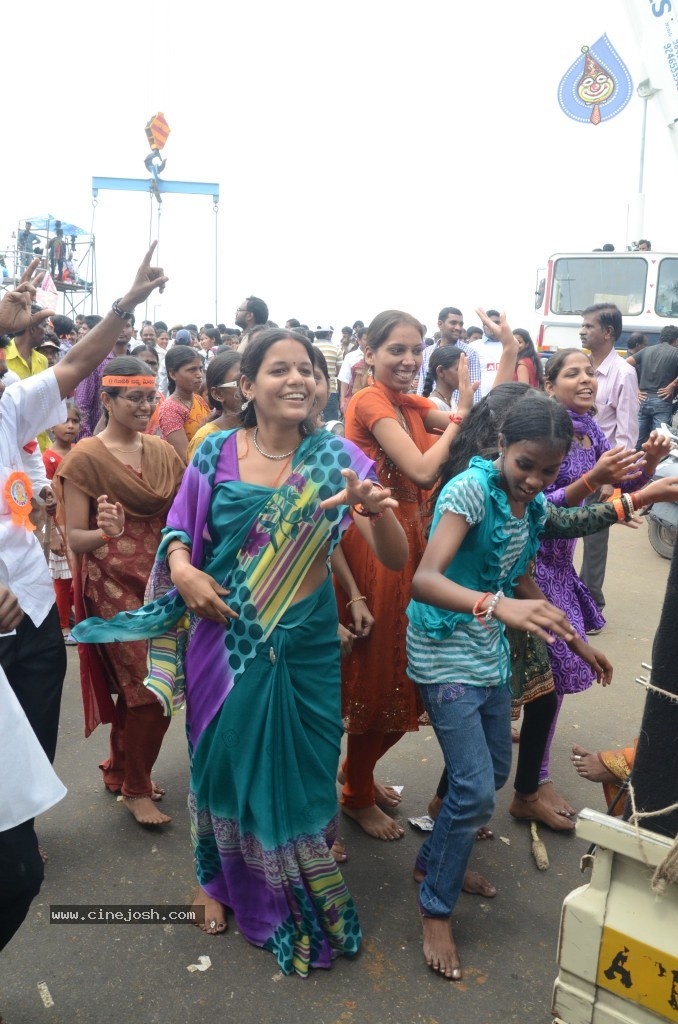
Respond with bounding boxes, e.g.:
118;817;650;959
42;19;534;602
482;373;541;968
648;519;677;560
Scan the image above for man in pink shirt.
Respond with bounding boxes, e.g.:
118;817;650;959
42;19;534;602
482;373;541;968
579;302;640;616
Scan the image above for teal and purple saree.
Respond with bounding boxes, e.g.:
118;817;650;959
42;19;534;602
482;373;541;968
73;429;377;975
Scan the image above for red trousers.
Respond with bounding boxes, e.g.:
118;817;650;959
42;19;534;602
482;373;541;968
341;729;404;809
99;697;170;798
53;578;73;631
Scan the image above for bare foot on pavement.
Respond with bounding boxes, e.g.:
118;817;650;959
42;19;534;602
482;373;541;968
342;803;404;840
192;887;227;934
571;744;617;784
122;796;171;825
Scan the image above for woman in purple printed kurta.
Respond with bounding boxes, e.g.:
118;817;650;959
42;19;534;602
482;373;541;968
535;349;666;805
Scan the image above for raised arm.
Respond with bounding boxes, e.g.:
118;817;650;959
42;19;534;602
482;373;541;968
476;308;520;390
54;243;168;399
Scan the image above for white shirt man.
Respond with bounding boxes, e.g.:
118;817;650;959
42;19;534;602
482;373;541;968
469;309;503;396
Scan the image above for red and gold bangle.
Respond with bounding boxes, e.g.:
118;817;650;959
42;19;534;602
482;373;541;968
631;491;645;511
449;414;463;425
353;503;385;523
581;473;596;494
100;527;124;542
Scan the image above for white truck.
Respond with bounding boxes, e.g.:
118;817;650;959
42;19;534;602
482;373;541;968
535;250;678;355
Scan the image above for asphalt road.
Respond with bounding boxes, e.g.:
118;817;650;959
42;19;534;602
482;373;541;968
0;524;671;1024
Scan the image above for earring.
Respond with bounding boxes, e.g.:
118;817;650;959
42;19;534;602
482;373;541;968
241;397;251;413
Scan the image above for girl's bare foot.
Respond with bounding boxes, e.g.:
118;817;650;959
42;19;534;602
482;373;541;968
421;914;462;980
511;726;520;743
413;865;496;896
192;887;227;934
374;781;402;808
122;796;171;825
151;780;165;802
538;781;576;817
331;840;348;862
571;744;617;784
509;791;575;832
462;870;497;897
342;803;404;840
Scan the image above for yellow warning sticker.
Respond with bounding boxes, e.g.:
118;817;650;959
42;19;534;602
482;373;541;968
597;926;678;1020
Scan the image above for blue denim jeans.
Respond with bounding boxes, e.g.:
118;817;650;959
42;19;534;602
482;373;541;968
638;394;673;447
416;682;512;918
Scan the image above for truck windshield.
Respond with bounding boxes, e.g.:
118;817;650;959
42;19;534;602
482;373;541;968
656;259;678;317
551;258;647;316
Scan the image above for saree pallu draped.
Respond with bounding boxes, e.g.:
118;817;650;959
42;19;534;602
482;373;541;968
72;429;376;975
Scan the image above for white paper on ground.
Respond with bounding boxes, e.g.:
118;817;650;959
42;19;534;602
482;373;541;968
408;815;434;832
187;956;212;973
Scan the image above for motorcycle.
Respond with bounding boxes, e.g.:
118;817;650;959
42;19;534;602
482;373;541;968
646;423;678;559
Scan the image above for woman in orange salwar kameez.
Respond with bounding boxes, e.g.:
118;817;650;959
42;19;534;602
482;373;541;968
336;310;517;840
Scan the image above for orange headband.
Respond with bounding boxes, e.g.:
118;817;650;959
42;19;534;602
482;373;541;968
102;375;156;387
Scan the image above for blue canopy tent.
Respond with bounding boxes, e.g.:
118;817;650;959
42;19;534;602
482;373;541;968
21;216;88;236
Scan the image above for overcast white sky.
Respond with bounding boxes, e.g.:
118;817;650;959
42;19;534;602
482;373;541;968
1;0;675;334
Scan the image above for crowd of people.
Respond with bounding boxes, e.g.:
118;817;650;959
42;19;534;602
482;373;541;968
1;245;677;987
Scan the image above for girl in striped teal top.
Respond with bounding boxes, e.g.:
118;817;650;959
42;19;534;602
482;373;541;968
406;389;575;981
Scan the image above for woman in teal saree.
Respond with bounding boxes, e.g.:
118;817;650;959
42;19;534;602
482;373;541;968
73;329;407;975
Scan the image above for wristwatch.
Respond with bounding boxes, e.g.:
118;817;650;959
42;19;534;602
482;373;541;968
111;298;135;321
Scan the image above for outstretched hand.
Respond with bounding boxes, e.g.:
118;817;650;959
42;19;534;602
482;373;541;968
592;445;645;486
118;241;169;309
475;308;516;350
456;353;479;415
0;258;55;336
319;469;399;515
640;475;678;505
578;643;613;686
494;595;575;644
641;429;672;474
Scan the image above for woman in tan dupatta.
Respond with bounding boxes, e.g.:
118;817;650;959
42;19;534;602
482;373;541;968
56;357;185;826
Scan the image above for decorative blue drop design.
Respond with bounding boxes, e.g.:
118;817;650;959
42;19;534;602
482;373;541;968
558;34;633;125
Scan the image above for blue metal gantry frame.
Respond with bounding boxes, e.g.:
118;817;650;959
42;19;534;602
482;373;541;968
91;177;219;203
91;175;221;320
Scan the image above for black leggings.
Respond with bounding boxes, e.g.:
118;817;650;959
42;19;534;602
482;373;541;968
435;690;558;800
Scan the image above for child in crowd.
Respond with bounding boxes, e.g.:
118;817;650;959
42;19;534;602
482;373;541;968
42;401;81;643
406;390;576;980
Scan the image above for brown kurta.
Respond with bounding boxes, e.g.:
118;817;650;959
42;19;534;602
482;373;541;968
55;435;185;734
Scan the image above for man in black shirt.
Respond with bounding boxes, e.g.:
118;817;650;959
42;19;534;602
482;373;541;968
628;325;678;444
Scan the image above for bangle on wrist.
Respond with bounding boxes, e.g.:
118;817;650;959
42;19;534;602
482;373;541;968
581;473;596;494
621;493;635;518
612;497;627;523
100;526;124;542
484;589;504;622
631;491;644;511
472;592;493;617
448;413;463;425
346;595;366;610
